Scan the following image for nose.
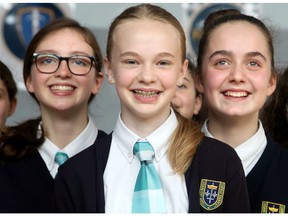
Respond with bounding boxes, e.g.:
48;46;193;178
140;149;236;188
137;64;157;83
54;60;72;78
228;64;246;83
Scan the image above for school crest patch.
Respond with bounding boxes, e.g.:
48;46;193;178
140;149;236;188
261;201;285;213
199;179;225;211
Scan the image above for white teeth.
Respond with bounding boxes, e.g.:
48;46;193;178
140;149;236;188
50;85;74;91
224;91;248;97
134;90;158;97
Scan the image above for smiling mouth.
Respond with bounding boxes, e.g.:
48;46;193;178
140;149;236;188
224;91;248;97
50;85;75;91
133;90;160;97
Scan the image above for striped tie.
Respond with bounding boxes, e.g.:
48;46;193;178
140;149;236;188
55;151;69;166
132;140;166;213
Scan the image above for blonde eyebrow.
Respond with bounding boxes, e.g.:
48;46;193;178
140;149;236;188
120;52;174;58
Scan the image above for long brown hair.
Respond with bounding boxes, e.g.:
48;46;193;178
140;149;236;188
107;4;204;174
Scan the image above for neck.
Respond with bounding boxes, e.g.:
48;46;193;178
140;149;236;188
207;114;259;148
121;108;171;138
41;110;89;149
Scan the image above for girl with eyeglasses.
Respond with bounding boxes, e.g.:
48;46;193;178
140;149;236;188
0;18;106;212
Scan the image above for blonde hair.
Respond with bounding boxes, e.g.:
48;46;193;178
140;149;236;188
107;3;204;174
168;112;204;174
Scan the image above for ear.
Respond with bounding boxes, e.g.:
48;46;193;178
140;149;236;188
8;98;17;117
178;59;188;85
195;73;204;94
91;71;104;95
104;57;115;84
266;73;277;96
193;94;202;115
25;76;35;93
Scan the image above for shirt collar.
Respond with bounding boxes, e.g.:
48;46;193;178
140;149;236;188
38;115;98;170
201;119;267;176
113;109;178;163
234;121;267;176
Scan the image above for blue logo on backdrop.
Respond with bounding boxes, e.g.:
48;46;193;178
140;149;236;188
188;4;240;59
3;3;65;60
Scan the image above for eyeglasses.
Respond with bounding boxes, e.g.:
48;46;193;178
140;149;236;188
32;53;96;76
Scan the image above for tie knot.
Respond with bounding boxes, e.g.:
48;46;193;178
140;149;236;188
55;151;69;166
133;141;154;162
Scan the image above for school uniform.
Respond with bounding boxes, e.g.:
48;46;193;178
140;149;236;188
52;111;249;213
246;137;288;213
202;120;288;213
0;117;107;213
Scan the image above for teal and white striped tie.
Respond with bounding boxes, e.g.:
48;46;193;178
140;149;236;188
132;140;166;213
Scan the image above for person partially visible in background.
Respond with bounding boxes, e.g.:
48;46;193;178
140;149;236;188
0;61;17;134
261;68;288;148
171;59;202;123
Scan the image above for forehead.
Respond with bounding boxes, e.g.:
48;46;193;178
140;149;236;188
113;19;181;50
205;21;271;60
36;28;92;52
116;19;179;36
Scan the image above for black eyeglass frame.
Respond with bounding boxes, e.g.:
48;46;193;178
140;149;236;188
32;53;96;76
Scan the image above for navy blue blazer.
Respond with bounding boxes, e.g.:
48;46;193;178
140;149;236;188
247;137;288;213
0;130;107;213
52;134;250;213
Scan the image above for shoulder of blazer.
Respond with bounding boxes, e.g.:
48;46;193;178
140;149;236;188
95;133;112;171
199;136;236;153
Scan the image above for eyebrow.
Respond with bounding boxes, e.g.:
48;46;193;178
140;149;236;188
120;51;175;58
209;50;267;61
120;52;139;58
35;50;92;56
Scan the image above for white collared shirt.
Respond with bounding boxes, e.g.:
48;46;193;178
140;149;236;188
38;116;98;178
104;109;188;213
202;120;267;176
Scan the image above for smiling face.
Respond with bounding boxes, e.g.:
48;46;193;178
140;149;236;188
26;28;103;114
105;19;187;124
200;21;276;120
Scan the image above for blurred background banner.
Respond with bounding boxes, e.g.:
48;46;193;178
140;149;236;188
0;3;75;88
182;3;261;62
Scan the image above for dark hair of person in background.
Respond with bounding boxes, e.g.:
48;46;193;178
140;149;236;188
0;18;103;164
0;61;18;103
0;61;18;133
261;68;288;148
